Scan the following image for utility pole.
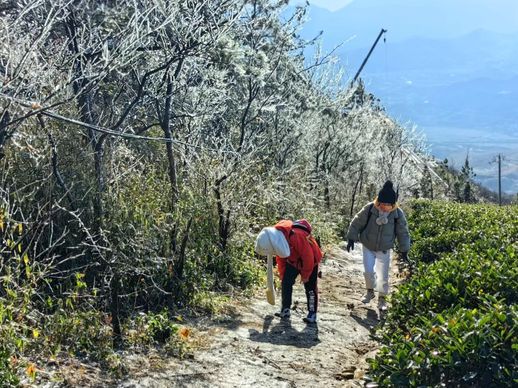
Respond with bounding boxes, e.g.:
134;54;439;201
498;154;502;206
492;154;503;205
352;28;387;84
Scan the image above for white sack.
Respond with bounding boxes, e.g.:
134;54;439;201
255;227;291;258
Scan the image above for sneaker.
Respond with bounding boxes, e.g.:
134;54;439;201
378;296;387;311
362;289;375;304
303;312;317;323
274;308;291;318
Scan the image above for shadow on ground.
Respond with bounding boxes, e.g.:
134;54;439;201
248;315;320;348
350;308;379;331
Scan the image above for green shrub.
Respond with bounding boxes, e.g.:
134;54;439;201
370;297;517;387
369;201;518;386
123;310;191;358
0;336;20;386
42;305;112;359
1;207;35;383
387;245;517;332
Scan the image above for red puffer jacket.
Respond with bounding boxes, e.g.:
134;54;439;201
274;220;322;281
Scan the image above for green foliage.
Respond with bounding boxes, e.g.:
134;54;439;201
388;246;517;330
41;303;112;359
0;344;20;386
419;165;434;199
0;207;33;382
124;310;191;358
451;156;477;203
127;309;179;345
1;205;112;381
190;292;231;315
369;200;518;386
408;200;518;259
371;298;517;387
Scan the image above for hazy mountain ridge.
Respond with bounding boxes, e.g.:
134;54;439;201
295;2;518;193
300;0;518;49
299;4;518;134
372;74;518;132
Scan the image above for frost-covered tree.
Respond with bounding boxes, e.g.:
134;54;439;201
0;0;433;349
420;164;434;199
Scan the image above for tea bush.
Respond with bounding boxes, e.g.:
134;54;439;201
371;297;517;387
370;200;518;386
386;245;517;332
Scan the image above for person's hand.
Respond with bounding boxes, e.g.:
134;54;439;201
346;239;355;252
400;251;409;262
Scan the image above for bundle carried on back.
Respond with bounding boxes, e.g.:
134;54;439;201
255;226;291;305
255;226;290;258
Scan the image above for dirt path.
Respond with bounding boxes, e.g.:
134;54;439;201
118;243;400;388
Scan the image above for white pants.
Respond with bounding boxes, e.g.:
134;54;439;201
362;246;391;296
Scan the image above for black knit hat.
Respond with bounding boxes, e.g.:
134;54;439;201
378;180;397;204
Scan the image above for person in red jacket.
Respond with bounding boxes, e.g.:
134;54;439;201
273;219;322;323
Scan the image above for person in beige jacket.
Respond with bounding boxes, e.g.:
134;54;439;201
346;181;410;310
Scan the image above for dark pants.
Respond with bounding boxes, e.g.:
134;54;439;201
281;263;319;314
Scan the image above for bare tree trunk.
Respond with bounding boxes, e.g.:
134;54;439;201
93;139;106;225
161;58;184;211
238;80;254;152
159;61;187;305
350;164;364;217
0;110;10;161
319;140;331;209
110;272;122;349
324;183;331;210
171;217;193;302
38;115;76;209
214;175;230;251
65;11;104;225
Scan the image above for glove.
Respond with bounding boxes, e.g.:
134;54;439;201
346;239;355;252
400;251;409;262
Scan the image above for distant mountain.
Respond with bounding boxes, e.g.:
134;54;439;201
378;75;518;132
299;0;518;49
297;5;518;134
342;30;518;135
344;30;518;77
291;1;518;193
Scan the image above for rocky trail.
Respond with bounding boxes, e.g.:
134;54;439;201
115;243;402;388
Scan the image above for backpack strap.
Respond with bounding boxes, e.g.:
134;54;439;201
359;203;374;234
